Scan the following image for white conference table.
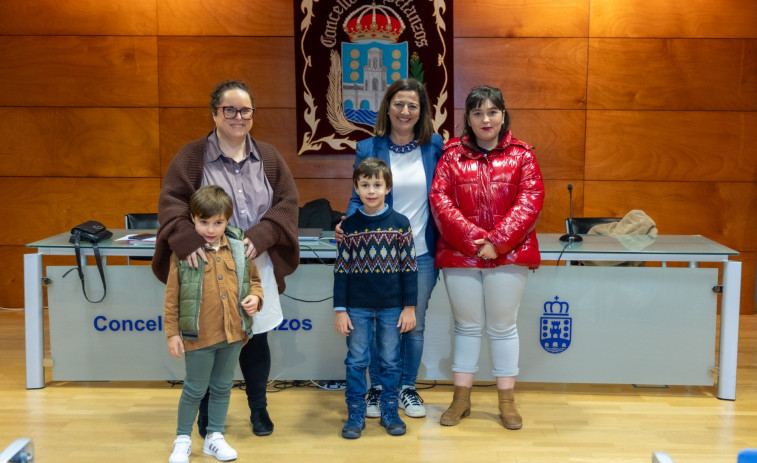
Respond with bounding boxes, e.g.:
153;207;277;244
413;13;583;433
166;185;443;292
24;231;741;400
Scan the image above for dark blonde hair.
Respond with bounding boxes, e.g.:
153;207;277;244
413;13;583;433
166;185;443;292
462;85;510;147
190;185;233;220
374;78;434;145
353;158;393;190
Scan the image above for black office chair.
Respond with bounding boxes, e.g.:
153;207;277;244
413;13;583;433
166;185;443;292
564;217;621;266
565;217;621;235
124;213;159;263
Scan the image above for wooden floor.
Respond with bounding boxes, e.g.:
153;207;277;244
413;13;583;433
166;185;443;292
1;309;756;463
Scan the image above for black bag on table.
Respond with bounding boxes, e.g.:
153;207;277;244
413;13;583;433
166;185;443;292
68;221;113;303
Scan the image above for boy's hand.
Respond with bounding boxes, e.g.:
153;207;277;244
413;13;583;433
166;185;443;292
335;311;353;336
334;217;346;242
167;335;184;358
241;295;260;316
398;306;416;333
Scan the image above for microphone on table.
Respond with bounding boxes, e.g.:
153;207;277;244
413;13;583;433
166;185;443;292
559;183;583;243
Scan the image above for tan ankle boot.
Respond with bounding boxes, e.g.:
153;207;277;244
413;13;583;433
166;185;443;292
497;388;522;430
440;386;471;426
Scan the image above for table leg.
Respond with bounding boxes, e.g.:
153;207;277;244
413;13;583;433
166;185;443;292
24;253;45;389
717;259;741;400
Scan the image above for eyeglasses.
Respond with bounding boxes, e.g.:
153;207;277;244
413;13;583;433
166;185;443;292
219;106;255;120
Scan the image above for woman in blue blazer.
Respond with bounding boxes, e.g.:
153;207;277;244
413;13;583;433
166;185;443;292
341;78;444;419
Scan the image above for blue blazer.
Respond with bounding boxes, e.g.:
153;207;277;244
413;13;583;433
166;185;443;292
347;133;444;256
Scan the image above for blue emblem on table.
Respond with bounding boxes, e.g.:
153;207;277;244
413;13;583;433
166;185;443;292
540;296;572;354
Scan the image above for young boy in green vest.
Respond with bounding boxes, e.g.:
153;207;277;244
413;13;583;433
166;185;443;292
164;185;264;463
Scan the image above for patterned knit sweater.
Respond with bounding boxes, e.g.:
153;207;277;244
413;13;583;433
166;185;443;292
334;207;418;309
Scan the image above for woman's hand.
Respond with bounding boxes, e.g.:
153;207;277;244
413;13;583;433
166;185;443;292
334;216;346;242
167;335;184;358
398;306;417;333
241;295;261;316
474;239;497;260
185;246;208;268
243;237;257;259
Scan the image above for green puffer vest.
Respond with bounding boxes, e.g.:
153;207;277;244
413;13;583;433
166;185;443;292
175;225;253;339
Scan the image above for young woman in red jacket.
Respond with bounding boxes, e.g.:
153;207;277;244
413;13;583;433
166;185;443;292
429;85;545;431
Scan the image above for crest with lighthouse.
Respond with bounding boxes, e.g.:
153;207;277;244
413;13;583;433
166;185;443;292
341;2;408;127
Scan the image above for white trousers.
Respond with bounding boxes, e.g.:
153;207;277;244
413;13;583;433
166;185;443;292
442;265;528;377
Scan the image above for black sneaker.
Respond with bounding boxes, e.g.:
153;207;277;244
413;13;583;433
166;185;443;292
250;407;274;436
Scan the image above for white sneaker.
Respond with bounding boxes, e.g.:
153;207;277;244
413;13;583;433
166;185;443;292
169;435;191;463
399;386;426;417
203;432;238;461
365;385;382;418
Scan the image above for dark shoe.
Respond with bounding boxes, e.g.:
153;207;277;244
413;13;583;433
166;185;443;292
341;402;366;439
250;407;274;436
379;401;406;436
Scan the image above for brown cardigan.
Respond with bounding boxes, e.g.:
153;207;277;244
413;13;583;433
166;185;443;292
152;137;300;293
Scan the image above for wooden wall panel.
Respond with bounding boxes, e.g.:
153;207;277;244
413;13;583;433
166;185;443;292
587;39;757;110
0;0;157;35
0;178;160;246
0;36;158;107
736;252;757;314
157;37;295;108
158;108;353;179
454;38;588;109
452;108;585;180
586;111;757;182
295;179;353;212
455;0;589;38
157;0;292;36
590;0;757;38
0;1;755;311
0;108;159;177
0;246;30;309
583;181;757;252
538;180;573;234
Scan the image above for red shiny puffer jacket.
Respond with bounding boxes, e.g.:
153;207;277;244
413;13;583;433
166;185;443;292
429;131;545;269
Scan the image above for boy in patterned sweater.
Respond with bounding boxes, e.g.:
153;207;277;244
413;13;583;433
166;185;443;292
334;157;418;439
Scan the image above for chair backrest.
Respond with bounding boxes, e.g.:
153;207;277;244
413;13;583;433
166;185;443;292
565;217;621;235
125;213;159;229
124;213;158;263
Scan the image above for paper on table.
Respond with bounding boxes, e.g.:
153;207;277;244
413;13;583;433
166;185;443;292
116;233;157;243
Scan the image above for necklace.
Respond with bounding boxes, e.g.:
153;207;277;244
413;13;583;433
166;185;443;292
388;138;418;154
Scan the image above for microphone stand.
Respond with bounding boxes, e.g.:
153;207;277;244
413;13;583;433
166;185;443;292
559;184;583;243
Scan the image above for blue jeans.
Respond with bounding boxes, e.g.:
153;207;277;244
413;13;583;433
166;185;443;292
369;252;438;388
177;340;243;436
344;307;402;405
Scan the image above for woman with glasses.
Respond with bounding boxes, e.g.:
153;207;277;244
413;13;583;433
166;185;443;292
429;85;544;431
336;78;444;421
153;80;299;442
